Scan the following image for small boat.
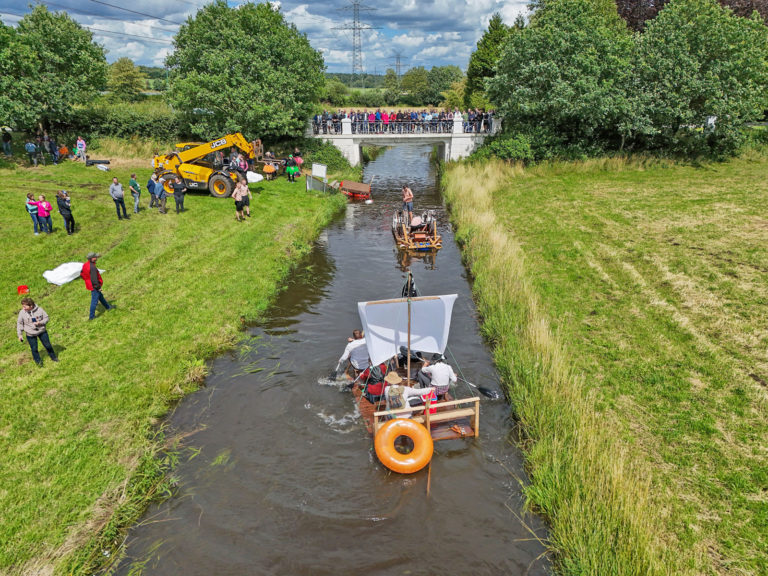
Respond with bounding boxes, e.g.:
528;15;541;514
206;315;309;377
339;180;372;200
347;273;480;474
392;210;442;252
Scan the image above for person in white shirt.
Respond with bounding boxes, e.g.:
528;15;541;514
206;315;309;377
339;329;370;375
416;354;457;399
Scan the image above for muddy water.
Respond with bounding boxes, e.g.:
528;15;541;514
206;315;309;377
114;144;549;576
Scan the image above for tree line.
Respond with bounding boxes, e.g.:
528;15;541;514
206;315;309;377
467;0;768;159
0;2;326;142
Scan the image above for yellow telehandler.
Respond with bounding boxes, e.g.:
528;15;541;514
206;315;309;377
152;133;259;198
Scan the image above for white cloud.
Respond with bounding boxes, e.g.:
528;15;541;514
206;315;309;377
0;0;531;72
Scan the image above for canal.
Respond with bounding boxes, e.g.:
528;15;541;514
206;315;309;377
114;144;549;575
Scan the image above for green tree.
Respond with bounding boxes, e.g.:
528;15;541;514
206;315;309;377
323;77;349;106
166;1;325;140
14;6;107;129
426;65;464;106
400;66;430;106
464;13;512;108
636;0;768;155
440;78;466;110
0;21;36;129
108;58;147;102
383;68;400;105
488;0;637;155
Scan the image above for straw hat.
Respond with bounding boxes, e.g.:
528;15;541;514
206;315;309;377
384;371;403;385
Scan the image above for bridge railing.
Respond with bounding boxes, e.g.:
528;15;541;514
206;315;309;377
311;117;496;136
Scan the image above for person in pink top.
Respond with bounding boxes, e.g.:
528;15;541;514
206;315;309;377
36;194;53;234
382;111;389;133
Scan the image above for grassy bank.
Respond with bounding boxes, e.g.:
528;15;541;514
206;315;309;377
0;156;346;574
443;151;768;575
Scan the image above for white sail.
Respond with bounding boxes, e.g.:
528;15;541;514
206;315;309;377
357;295;457;366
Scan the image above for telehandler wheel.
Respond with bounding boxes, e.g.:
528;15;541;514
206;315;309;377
209;174;234;198
160;171;176;194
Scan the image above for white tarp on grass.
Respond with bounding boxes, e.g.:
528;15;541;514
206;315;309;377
357;294;457;366
246;170;264;183
43;262;103;285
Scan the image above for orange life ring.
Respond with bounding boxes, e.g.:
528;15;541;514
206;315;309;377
374;419;434;474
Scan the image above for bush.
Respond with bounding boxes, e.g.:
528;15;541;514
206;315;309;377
292;137;351;174
49;100;182;141
471;133;534;163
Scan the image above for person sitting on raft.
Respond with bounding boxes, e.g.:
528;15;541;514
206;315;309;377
410;214;426;230
338;329;370;377
416;353;457;399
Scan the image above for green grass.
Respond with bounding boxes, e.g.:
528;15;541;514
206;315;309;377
0;155;345;574
443;152;768;575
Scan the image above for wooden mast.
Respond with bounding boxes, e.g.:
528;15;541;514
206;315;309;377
406;270;412;383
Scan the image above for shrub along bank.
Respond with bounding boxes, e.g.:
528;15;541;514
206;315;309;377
443;151;768;575
0;158;346;574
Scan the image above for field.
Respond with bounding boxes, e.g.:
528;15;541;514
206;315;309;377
443;151;768;575
0;151;345;574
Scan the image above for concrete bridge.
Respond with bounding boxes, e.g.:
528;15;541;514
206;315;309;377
310;116;500;166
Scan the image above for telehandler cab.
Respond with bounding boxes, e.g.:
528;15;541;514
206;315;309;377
152;133;258;198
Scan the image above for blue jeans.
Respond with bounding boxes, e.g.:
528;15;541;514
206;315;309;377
89;290;111;319
132;192;140;213
114;197;127;219
403;201;413;213
38;215;52;233
2;140;11;156
29;212;40;234
27;331;56;364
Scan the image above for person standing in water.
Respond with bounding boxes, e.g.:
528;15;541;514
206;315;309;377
402;184;414;222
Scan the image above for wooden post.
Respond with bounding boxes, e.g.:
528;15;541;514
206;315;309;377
406;270;412;384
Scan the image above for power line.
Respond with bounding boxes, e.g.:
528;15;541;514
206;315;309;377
34;0;178;38
86;26;173;44
85;0;183;25
333;1;379;89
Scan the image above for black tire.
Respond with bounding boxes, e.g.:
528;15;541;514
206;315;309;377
159;171;176;194
209;173;234;198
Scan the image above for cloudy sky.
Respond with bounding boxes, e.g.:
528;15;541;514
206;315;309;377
0;0;528;74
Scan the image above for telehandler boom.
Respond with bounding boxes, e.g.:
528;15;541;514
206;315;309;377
152;133;256;198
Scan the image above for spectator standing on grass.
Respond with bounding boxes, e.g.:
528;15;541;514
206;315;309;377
157;178;168;214
232;177;248;222
25;139;37;166
109;176;128;220
129;173;141;213
57;190;75;235
76;136;86;162
37;194;52;234
25;193;40;235
147;173;158;209
17;297;58;366
80;252;113;320
171;175;187;214
48;136;59;165
2;129;12;156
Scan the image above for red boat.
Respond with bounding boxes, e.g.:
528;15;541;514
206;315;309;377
339;180;372;200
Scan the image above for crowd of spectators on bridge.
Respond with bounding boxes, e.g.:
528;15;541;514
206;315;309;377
312;108;495;136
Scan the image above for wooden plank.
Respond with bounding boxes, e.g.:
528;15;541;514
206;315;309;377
362;295;442;307
374;396;478;417
410;407;477;424
429;418;474;441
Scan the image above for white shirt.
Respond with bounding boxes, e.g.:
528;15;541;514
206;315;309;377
421;363;457;389
339;338;370;370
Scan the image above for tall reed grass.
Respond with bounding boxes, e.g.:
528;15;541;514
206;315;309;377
443;160;678;575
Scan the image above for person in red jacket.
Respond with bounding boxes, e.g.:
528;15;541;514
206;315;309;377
80;252;113;320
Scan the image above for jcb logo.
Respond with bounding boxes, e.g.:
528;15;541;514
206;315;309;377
210;138;227;148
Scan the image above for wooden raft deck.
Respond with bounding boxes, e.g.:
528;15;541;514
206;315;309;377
352;384;479;440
